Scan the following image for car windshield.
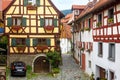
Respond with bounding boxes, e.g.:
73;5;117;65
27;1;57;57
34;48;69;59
14;62;25;67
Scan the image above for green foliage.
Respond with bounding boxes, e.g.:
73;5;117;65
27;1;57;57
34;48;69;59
46;51;61;68
96;22;102;27
0;55;6;65
0;36;8;44
108;18;114;23
51;68;60;73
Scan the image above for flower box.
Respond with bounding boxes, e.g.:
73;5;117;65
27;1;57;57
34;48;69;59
44;26;54;31
108;18;114;26
16;45;26;52
27;5;37;10
0;28;4;33
37;45;48;51
12;26;22;31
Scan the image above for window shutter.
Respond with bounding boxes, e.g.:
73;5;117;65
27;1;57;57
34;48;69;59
36;0;40;6
22;17;27;27
53;19;57;27
7;17;12;27
24;0;28;6
33;38;38;46
46;39;50;46
40;18;44;27
26;38;30;46
11;38;16;46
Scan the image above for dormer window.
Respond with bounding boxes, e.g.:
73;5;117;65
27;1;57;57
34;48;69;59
74;10;79;16
28;0;36;5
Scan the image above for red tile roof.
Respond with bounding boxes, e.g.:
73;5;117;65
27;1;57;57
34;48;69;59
72;5;86;10
2;0;12;11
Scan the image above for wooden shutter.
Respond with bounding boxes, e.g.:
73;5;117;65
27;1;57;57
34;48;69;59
11;38;16;46
36;0;40;6
7;17;12;27
46;39;50;46
33;38;38;46
40;18;44;27
24;0;28;6
26;38;30;46
22;17;27;27
53;19;57;27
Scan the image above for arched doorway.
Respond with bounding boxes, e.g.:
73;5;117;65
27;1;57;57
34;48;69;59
34;56;50;73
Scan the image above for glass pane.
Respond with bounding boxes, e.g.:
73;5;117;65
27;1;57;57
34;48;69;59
17;18;21;26
49;19;53;26
45;19;49;26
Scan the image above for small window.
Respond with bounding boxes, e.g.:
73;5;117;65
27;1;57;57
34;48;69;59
28;0;36;5
88;18;91;28
16;38;25;45
45;18;53;26
38;38;47;45
108;8;114;19
98;13;102;23
109;43;115;61
98;43;103;57
13;18;22;26
74;10;79;15
88;60;91;68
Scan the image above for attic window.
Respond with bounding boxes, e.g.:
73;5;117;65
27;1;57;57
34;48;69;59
28;0;36;5
74;10;79;16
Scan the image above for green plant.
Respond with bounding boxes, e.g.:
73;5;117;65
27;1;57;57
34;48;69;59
96;22;102;27
51;68;60;73
80;48;84;51
80;28;84;32
85;27;91;31
27;65;38;79
108;18;114;24
46;51;61;68
90;72;94;80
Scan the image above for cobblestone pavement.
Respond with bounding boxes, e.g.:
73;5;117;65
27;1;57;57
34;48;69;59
8;54;90;80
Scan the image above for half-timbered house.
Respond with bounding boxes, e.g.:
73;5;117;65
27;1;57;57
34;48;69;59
3;0;64;73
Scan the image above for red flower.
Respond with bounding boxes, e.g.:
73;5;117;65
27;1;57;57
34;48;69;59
44;26;54;31
12;26;22;31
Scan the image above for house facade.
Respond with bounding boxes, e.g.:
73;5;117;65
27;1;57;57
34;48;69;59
73;0;120;80
4;0;63;73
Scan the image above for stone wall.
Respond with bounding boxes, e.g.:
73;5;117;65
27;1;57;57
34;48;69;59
7;54;46;67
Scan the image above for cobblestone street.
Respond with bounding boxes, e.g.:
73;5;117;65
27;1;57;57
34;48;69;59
8;54;89;80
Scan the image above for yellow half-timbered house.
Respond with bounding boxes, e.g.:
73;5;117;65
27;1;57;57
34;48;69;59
4;0;64;73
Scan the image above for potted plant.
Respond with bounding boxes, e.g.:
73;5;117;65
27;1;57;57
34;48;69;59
0;22;4;33
84;27;91;31
44;25;54;31
16;45;26;52
80;28;84;32
27;2;37;10
80;48;84;51
108;18;114;25
12;25;22;31
96;22;102;28
36;44;48;51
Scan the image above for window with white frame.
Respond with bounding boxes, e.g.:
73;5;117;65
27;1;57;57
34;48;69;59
13;18;22;26
88;60;91;68
109;43;115;61
98;42;103;57
28;0;36;5
45;18;53;26
74;10;80;15
108;8;114;24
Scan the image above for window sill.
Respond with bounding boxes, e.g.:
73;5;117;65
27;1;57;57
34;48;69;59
27;5;37;10
98;54;103;57
108;57;115;62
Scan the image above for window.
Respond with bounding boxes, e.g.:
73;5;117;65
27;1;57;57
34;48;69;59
74;10;79;15
28;0;36;5
16;38;25;45
88;18;91;28
108;8;114;19
98;13;102;23
45;18;53;26
13;18;22;26
38;38;47;45
88;60;91;68
98;43;103;57
109;43;115;61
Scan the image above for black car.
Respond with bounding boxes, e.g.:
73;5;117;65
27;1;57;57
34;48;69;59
11;61;26;76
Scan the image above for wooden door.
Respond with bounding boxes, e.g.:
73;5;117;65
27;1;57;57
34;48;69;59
81;54;86;71
34;56;49;73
